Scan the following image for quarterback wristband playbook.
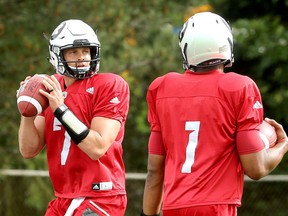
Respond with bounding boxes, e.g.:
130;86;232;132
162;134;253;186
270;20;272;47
54;104;90;144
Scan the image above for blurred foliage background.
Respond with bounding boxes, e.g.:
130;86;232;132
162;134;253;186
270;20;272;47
0;0;288;215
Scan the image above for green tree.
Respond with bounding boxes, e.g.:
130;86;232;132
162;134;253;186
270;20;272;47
1;0;288;214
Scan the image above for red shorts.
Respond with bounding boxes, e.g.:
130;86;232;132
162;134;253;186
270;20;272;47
45;195;127;216
162;204;237;216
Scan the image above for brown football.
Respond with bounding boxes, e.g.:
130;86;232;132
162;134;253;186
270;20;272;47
17;74;49;117
259;121;277;148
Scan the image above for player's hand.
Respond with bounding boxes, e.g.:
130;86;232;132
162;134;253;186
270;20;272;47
16;76;32;98
264;117;288;144
40;75;64;112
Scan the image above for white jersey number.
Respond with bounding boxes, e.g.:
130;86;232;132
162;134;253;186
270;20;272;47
53;118;71;165
61;131;72;165
181;121;200;173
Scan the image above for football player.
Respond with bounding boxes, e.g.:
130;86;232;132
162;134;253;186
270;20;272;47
18;19;129;215
141;12;288;216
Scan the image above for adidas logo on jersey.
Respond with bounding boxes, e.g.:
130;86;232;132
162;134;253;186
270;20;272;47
86;87;94;94
253;101;263;109
92;182;112;191
92;184;100;190
110;97;120;104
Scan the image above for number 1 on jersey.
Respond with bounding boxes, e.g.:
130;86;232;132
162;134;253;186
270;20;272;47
181;121;200;173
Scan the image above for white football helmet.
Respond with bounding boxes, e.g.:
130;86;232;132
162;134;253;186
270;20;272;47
48;19;100;79
179;12;234;71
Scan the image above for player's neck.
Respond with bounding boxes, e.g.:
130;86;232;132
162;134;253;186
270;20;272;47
64;76;77;88
195;64;224;73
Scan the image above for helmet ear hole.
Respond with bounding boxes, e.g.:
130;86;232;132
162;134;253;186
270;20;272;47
48;19;101;79
179;12;233;71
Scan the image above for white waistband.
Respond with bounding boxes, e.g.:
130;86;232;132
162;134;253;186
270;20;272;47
64;197;85;216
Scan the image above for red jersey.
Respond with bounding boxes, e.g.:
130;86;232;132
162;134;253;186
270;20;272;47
147;70;264;210
42;73;129;198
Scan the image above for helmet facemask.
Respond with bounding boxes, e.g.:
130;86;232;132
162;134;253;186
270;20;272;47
59;45;100;79
48;19;101;79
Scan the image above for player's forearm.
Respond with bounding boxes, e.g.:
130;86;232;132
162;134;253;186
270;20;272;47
262;118;288;175
18;116;43;158
53;105;113;160
143;192;162;214
142;173;163;215
142;188;162;215
76;117;121;160
77;129;112;160
265;139;288;174
242;138;288;180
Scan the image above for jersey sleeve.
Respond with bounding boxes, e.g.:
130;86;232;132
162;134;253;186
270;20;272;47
221;73;264;131
148;131;166;155
92;74;130;123
230;74;264;153
146;76;163;132
236;129;265;154
236;82;263;131
147;77;167;155
219;73;264;154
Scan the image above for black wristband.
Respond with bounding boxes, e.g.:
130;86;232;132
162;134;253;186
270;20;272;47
54;104;89;144
140;210;160;216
